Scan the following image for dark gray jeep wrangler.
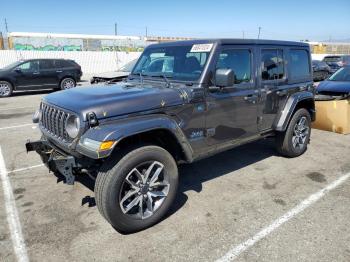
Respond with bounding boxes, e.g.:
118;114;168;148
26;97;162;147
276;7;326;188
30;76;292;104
26;39;315;233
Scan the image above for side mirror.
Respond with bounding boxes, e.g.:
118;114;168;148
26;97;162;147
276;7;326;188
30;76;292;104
215;68;234;88
14;67;22;73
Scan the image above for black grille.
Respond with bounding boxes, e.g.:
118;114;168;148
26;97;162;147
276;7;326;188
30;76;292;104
40;103;72;142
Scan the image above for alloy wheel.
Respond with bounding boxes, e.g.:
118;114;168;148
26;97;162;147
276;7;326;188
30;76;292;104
62;79;75;89
292;116;309;149
0;83;11;97
119;161;170;219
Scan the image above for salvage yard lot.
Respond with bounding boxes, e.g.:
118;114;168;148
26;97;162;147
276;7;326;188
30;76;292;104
1;90;350;262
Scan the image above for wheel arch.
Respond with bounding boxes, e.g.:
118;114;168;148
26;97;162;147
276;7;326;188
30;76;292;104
59;75;76;85
78;115;194;163
0;78;16;90
274;91;315;132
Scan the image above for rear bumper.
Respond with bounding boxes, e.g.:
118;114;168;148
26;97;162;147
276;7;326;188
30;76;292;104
26;139;80;185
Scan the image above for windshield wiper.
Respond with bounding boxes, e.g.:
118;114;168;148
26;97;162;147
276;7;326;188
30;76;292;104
152;74;172;88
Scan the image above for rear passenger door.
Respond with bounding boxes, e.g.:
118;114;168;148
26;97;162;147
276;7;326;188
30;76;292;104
39;60;58;87
258;47;288;131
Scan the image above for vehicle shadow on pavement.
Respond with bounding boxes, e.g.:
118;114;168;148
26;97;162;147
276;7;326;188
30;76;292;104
12;89;54;97
52;138;277;223
166;138;277;218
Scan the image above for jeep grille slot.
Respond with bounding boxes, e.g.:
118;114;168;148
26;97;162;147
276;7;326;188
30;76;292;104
40;103;72;142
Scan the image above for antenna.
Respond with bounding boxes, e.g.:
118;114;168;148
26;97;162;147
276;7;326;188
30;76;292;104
4;18;9;33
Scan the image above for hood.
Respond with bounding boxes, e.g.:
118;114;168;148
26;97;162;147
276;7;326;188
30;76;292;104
43;83;185;121
317;80;350;94
92;71;129;79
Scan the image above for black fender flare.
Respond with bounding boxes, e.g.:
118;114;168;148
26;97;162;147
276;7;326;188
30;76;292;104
77;114;193;161
274;91;315;131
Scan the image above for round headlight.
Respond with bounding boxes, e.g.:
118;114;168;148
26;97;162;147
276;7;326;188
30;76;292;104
66;115;80;138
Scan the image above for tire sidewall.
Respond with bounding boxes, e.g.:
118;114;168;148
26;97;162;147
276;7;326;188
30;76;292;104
60;77;76;90
103;146;178;232
285;109;311;156
0;81;13;97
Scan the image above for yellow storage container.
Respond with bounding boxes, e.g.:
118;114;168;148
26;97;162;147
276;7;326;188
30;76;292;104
312;99;350;134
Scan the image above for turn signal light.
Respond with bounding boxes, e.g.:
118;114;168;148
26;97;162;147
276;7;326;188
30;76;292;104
99;141;115;151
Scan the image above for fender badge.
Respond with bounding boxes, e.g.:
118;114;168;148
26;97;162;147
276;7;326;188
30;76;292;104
160;100;166;107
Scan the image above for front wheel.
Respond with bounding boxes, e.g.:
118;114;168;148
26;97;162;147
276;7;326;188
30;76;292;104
0;81;13;97
95;145;178;233
276;108;311;157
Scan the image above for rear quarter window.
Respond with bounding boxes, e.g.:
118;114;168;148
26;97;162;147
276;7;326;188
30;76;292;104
289;49;310;80
55;60;74;68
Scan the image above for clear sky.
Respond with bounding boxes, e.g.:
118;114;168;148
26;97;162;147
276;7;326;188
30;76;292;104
0;0;349;41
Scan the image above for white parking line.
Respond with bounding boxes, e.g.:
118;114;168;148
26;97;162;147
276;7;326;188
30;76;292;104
217;172;350;262
0;146;29;262
0;123;34;131
0;106;35;111
8;164;45;174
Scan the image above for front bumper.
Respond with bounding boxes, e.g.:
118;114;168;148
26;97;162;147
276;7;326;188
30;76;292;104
26;139;80;185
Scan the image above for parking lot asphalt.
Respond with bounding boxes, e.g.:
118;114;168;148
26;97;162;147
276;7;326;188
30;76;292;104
0;87;350;262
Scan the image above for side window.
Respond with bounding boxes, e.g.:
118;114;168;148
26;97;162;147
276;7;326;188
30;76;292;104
55;60;71;68
216;49;251;84
289;49;310;80
54;60;64;68
39;60;54;70
18;61;39;72
261;49;284;80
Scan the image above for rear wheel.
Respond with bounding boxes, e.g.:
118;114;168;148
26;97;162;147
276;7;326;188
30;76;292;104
0;81;13;97
276;108;311;157
95;145;178;233
60;77;76;90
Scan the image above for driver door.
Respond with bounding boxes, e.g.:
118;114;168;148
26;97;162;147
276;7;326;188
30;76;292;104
205;46;259;146
15;60;41;90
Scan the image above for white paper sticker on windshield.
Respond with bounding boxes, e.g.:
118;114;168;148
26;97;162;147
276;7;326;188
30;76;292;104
190;43;213;53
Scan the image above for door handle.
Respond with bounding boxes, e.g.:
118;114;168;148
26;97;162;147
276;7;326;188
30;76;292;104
56;70;63;73
244;94;257;103
33;72;40;75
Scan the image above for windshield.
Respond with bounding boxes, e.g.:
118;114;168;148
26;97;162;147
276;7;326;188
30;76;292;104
118;59;137;72
132;43;212;81
1;61;23;70
329;67;350;81
323;56;341;63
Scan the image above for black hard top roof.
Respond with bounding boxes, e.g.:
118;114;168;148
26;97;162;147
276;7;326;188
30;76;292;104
148;38;309;47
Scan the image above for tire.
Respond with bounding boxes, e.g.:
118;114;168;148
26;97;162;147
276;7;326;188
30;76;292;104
276;108;311;158
60;77;76;90
95;145;178;233
0;81;13;97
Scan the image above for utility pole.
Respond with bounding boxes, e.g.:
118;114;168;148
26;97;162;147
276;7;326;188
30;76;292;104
242;30;245;39
4;18;8;33
114;23;118;35
145;26;148;38
258;26;261;39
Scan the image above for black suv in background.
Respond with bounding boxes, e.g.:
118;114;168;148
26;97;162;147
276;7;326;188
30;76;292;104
323;55;350;73
27;39;315;233
312;60;331;81
0;59;82;97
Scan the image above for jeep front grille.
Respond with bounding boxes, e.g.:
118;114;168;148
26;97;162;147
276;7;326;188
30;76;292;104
40;103;73;142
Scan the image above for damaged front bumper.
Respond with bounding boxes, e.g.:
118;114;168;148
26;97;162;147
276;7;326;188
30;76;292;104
25;139;84;185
